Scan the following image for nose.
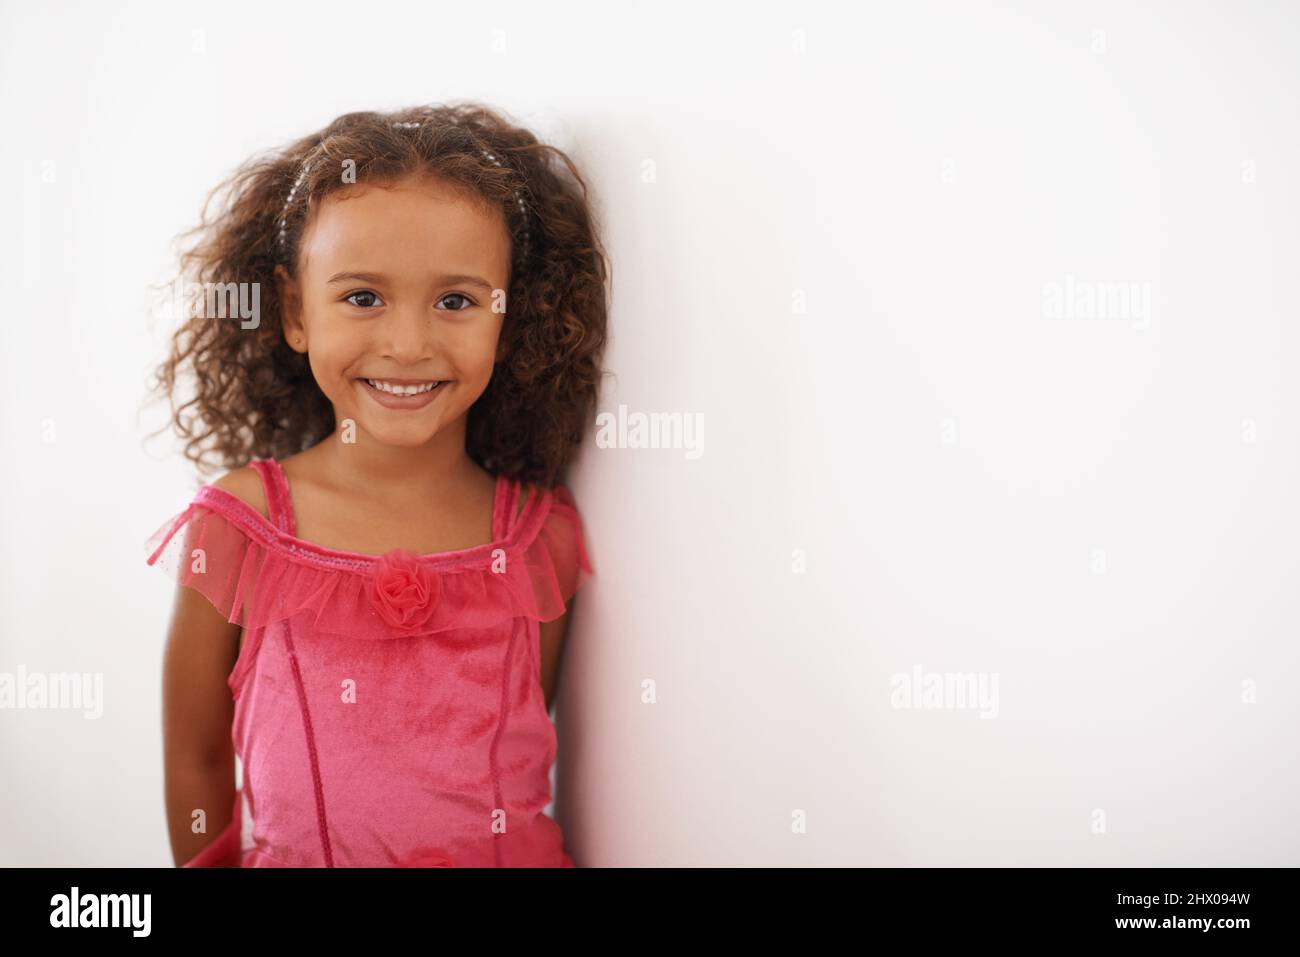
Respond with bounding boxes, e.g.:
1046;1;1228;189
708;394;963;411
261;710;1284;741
375;300;434;362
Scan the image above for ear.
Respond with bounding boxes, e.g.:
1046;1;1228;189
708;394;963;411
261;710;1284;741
275;264;307;353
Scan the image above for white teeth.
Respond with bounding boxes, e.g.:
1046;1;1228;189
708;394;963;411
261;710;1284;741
364;379;442;396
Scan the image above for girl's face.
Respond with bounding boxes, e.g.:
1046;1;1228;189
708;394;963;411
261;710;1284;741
276;173;512;450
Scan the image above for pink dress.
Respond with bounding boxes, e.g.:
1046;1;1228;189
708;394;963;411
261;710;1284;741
146;458;592;868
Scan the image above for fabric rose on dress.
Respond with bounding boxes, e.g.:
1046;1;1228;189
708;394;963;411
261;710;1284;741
399;846;456;867
369;549;441;635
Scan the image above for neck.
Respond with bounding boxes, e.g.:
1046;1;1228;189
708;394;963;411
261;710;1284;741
315;418;482;498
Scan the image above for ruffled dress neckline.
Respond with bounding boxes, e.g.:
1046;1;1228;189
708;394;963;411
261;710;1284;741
186;459;547;572
146;457;592;650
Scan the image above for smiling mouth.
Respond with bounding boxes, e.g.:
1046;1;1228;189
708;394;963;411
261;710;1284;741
356;377;449;409
360;378;444;396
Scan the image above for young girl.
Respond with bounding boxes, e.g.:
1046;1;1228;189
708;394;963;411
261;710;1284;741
145;103;608;867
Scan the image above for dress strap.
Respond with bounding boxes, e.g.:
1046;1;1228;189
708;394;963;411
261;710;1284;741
493;474;516;540
249;458;297;537
493;475;534;540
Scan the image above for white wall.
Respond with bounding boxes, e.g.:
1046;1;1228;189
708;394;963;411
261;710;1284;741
1;0;1296;866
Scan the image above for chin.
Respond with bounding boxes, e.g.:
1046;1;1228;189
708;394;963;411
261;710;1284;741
360;420;447;448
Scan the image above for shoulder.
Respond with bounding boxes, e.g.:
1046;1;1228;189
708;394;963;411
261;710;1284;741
210;465;270;521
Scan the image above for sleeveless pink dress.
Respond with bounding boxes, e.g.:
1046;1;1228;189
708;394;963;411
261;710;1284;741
145;458;592;868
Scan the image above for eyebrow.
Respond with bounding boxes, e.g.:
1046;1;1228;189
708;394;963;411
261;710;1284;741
325;270;494;290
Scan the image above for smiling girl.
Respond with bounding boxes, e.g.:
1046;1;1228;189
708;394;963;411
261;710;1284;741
146;103;608;867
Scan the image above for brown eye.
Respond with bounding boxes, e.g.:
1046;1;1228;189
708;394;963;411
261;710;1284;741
438;292;474;311
345;290;383;308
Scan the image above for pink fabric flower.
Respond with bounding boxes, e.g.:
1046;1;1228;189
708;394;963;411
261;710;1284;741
369;549;440;634
400;846;456;867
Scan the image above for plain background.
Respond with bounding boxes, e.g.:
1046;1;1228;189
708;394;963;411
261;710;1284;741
1;0;1297;866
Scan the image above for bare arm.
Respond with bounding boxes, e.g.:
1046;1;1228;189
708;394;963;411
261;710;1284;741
161;467;268;865
161;579;241;866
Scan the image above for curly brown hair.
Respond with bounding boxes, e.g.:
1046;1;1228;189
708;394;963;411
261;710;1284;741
147;101;609;488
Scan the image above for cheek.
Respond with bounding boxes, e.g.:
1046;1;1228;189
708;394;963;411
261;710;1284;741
446;321;503;382
303;322;364;388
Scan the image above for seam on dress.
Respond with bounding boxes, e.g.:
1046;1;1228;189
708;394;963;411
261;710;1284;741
282;613;336;867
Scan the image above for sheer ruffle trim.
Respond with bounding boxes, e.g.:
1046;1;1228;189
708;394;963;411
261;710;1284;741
145;483;593;640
